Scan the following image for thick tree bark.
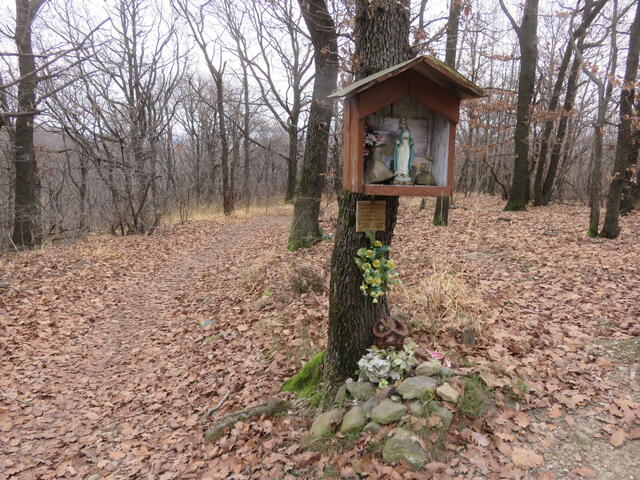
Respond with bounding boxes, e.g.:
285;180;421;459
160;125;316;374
433;0;462;226
12;0;47;248
501;0;538;211
288;0;338;251
601;0;640;238
619;92;640;214
324;0;412;385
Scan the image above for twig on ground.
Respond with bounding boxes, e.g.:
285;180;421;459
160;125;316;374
0;393;33;406
204;398;290;442
199;390;230;420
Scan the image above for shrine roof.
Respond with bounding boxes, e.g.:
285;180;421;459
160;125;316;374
329;55;485;101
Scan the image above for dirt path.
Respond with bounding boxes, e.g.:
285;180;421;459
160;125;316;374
1;214;298;480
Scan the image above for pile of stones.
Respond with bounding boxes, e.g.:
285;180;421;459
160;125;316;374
309;360;461;469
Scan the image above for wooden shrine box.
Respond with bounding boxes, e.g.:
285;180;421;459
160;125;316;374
330;56;485;197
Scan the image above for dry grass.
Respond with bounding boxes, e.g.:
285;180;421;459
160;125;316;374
85;240;123;262
240;249;284;298
399;261;488;338
289;262;326;295
161;201;293;225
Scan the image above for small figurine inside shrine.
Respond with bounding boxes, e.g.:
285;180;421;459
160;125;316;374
393;118;414;185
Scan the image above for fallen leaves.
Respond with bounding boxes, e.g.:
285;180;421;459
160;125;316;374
511;447;545;469
572;466;598;478
548;404;563;419
609;429;626;447
511;447;544;470
1;196;639;479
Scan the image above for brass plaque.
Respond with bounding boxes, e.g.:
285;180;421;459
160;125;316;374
356;201;386;232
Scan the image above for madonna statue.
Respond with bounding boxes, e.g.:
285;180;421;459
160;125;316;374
393;118;414;185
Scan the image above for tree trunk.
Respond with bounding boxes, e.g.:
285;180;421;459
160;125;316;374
78;153;88;232
619;92;640;214
284;125;299;203
288;0;338;251
540;36;584;205
12;0;46;248
502;0;538;211
588;107;605;236
216;77;234;216
533;44;573;205
241;58;251;211
432;0;462;226
324;0;412;385
600;0;640;238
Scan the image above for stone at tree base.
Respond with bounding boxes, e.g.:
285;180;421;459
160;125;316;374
397;376;438;400
408;401;423;416
433;404;453;429
346;381;375;401
362;395;381;413
340;406;367;434
309;408;342;438
382;428;428;469
415;360;442;376
334;384;348;405
370;399;407;425
436;383;459;403
363;421;382;435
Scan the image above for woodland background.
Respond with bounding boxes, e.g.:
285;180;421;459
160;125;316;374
1;0;639;250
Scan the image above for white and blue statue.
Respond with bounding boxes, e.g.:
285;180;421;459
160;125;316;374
393;118;414;185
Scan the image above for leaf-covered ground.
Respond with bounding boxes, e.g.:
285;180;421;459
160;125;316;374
1;196;639;479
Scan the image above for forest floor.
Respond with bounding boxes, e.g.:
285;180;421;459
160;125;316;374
1;196;639;480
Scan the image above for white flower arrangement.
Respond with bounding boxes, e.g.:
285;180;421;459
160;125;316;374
357;341;418;387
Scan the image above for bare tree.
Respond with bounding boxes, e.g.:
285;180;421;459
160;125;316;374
581;1;620;235
601;0;640;238
44;0;185;233
288;0;338;250
532;0;608;206
242;0;314;203
499;0;539;211
173;0;234;215
9;0;48;248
